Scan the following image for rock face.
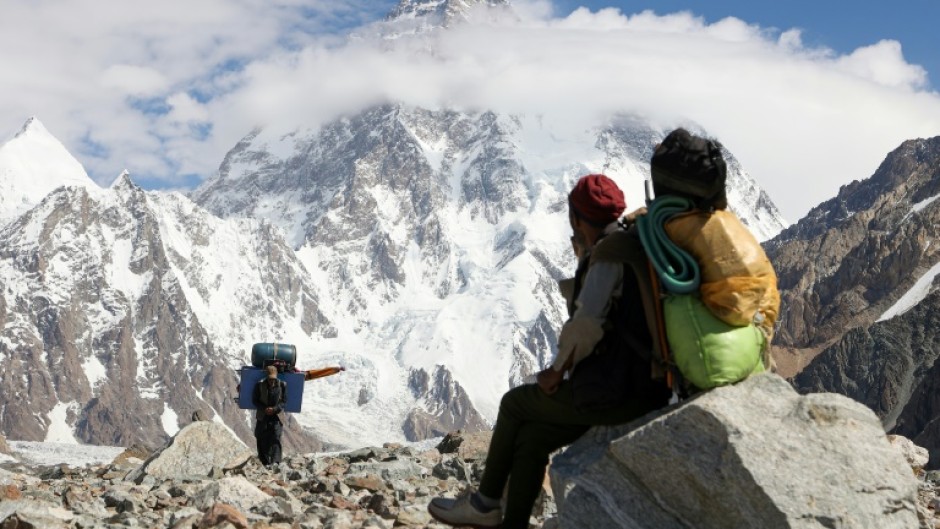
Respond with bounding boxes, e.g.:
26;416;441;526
550;374;920;529
768;136;940;467
768;137;940;362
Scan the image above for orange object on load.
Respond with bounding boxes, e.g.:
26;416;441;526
664;210;780;340
304;367;343;381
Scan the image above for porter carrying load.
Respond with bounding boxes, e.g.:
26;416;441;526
238;342;344;413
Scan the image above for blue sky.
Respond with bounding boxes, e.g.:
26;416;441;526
1;0;939;222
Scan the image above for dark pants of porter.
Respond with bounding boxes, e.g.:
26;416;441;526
255;417;283;466
478;382;662;529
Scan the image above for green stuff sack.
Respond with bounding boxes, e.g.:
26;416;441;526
664;294;765;390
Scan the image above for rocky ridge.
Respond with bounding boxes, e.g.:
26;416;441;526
767;136;940;467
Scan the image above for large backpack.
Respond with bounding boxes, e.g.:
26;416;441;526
567;219;766;403
608;213;767;395
630;128;777;393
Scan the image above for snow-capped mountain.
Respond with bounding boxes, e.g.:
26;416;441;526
192;103;786;446
0;0;786;452
386;0;511;28
0;155;326;452
0;118;97;221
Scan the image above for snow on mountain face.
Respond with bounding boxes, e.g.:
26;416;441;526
0;116;785;451
0;118;98;221
0;1;787;451
189;0;784;446
192;104;786;446
387;0;510;27
0;173;323;452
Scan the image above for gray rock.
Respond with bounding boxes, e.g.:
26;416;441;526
343;447;383;463
0;467;19;486
552;374;920;529
395;505;432;526
126;421;253;482
103;488;144;513
191;476;271;512
168;507;202;525
251;496;295;522
431;456;472;481
347;459;427;481
888;434;930;471
0;499;74;529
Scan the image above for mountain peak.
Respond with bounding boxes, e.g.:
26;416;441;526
387;0;511;26
17;116;47;137
110;170;133;189
0;117;98;219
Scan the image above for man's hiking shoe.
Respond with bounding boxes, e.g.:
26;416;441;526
427;490;502;528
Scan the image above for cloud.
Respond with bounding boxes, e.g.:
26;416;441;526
835;40;929;89
100;65;169;96
1;0;939;221
0;0;391;185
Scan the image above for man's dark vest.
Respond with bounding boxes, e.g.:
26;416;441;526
568;227;670;410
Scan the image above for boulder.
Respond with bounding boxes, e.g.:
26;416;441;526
0;499;74;529
551;373;920;529
192;477;270;512
126;421;253;482
347;459;427;481
433;430;492;460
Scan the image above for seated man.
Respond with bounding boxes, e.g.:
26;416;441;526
428;174;671;529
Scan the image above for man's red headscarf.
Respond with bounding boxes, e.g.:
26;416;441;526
568;174;626;226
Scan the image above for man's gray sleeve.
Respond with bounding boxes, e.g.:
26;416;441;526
551;261;623;371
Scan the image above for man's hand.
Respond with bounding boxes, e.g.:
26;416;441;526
536;367;565;395
265;407;275;415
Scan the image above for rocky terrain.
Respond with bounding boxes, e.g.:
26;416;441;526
1;375;939;529
0;424;554;529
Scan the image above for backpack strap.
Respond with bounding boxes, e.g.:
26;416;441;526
591;228;671;383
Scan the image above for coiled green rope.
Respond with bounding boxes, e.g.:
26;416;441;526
636;196;701;294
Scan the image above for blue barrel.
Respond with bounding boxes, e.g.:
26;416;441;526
251;343;297;369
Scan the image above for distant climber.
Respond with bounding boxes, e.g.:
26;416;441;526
248;361;346;466
252;365;288;466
